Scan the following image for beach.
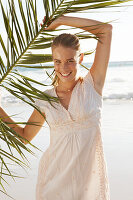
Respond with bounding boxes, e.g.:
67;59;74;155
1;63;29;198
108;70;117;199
102;100;133;200
0;99;133;200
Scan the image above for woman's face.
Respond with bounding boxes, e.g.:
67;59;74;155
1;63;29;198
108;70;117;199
52;45;83;84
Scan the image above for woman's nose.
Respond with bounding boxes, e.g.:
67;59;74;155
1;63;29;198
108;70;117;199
60;62;68;70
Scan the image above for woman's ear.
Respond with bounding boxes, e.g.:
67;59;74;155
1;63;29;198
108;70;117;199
79;53;84;64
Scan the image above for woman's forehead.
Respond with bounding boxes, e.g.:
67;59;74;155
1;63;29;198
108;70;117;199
52;46;79;59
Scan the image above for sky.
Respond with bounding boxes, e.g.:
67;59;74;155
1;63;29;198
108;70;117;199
37;0;133;62
0;1;133;63
62;1;133;62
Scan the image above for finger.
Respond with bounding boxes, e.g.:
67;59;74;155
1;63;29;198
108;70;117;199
47;20;53;26
44;26;51;31
43;16;46;23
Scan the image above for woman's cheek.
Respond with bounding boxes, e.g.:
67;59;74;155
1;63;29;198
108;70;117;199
54;65;59;72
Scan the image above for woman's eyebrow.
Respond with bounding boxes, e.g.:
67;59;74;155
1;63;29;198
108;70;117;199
67;58;75;60
53;58;74;61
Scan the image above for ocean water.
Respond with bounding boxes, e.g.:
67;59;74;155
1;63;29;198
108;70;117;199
1;61;133;104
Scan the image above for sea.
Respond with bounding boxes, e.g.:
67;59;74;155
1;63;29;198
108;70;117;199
1;60;133;104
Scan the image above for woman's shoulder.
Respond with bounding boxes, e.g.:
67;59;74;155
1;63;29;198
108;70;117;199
82;70;103;99
45;86;54;92
42;85;55;96
34;86;55;112
35;86;55;102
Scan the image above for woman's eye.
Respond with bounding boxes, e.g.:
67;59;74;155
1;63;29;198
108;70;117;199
67;60;74;63
55;61;60;64
54;60;75;64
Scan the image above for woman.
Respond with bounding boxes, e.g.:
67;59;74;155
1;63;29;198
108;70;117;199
0;15;112;199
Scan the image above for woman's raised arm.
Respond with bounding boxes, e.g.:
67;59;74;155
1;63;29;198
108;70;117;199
45;15;112;95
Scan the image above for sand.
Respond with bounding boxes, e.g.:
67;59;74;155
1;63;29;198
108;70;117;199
0;100;133;200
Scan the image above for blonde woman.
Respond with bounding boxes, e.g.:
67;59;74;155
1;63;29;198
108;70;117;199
0;15;112;199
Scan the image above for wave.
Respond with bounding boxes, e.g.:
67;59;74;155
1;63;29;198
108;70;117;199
108;78;126;83
103;93;133;100
1;92;133;104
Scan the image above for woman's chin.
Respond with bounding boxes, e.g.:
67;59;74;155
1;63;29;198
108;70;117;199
59;78;72;83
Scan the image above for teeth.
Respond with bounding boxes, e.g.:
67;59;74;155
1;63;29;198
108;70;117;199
61;72;71;77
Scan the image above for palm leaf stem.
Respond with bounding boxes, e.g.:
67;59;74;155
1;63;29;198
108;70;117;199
0;189;15;200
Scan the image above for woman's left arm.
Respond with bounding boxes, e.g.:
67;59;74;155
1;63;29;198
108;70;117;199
45;15;112;95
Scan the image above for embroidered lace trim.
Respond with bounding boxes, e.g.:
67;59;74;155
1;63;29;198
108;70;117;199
95;133;110;200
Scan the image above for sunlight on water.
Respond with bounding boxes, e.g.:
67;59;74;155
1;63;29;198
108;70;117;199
1;61;133;103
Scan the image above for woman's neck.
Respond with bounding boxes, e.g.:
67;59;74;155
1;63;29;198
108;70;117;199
57;77;80;92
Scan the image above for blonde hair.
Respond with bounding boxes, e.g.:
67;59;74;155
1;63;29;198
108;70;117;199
51;33;81;86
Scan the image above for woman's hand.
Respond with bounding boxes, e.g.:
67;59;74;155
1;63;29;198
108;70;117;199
40;15;64;30
44;18;60;30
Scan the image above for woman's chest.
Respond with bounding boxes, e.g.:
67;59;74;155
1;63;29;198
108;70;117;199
56;91;72;111
44;88;102;127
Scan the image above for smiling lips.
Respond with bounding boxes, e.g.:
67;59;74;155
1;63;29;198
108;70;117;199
60;72;72;77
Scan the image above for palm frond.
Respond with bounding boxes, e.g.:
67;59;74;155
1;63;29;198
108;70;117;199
56;0;132;14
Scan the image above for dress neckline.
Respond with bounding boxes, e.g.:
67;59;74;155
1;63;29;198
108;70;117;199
53;79;80;113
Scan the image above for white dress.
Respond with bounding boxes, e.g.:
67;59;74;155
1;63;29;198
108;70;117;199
35;70;110;200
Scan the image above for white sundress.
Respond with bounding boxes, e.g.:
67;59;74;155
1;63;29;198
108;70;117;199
35;70;110;200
